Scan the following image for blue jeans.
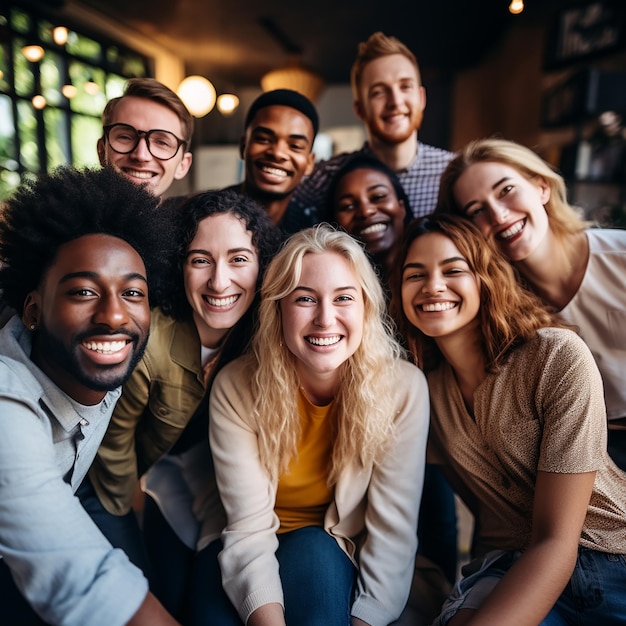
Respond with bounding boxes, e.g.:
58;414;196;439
540;548;626;625
417;464;458;584
192;525;356;626
76;477;154;583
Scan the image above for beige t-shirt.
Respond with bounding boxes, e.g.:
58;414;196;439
428;327;626;556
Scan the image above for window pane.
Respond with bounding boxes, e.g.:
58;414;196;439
71;114;101;167
40;51;63;106
13;38;35;97
0;42;9;92
44;107;69;168
66;31;101;63
105;74;127;100
0;94;20;201
17;99;39;172
68;61;106;115
10;8;31;34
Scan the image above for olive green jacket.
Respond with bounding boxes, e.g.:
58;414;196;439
89;308;205;515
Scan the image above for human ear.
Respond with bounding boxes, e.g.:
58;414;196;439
22;292;41;331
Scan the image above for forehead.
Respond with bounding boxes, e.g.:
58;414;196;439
337;167;394;192
189;212;255;250
406;231;464;261
109;96;184;136
248;105;314;140
360;54;419;87
48;234;146;278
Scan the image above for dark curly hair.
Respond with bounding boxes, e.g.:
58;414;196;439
0;166;171;314
162;188;282;319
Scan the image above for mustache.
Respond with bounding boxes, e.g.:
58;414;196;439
73;327;141;344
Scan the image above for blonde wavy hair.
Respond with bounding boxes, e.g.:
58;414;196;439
436;137;590;257
389;214;568;374
251;224;405;482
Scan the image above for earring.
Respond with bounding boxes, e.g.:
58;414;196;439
29;323;36;331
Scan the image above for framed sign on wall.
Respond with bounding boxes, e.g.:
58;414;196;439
544;1;626;70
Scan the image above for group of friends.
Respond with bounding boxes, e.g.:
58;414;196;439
0;29;625;626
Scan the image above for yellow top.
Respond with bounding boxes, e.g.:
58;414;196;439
275;390;334;533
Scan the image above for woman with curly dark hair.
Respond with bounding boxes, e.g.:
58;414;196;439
390;213;626;626
83;188;282;623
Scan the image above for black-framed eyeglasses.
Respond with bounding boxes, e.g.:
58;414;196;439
103;123;186;160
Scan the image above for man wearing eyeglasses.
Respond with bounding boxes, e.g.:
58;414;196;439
97;78;193;199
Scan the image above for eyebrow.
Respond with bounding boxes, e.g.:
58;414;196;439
461;176;511;213
186;247;255;257
59;271;147;284
403;256;468;272
253;125;311;144
293;285;358;293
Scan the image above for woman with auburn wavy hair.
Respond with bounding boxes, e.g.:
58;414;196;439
435;137;626;470
208;224;429;626
390;213;626;626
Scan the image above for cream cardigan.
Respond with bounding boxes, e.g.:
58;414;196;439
209;355;430;626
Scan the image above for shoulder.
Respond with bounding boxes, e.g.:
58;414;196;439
213;354;255;392
418;141;456;163
0;357;42;409
586;227;626;253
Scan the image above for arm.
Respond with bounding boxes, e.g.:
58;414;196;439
209;361;285;625
0;398;150;626
126;593;181;626
463;470;595;626
351;362;431;626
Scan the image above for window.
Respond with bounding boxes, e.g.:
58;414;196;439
0;3;151;200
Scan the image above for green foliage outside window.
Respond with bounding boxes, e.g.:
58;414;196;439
1;3;151;201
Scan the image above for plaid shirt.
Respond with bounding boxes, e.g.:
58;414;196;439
288;141;456;225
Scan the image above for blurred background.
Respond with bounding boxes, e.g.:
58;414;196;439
1;0;625;223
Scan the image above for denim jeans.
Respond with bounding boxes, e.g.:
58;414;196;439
192;525;356;626
76;477;154;583
541;548;626;625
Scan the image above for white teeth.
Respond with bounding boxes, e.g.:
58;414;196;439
421;302;456;312
360;223;387;235
498;221;524;240
125;170;154;179
307;335;341;346
205;295;238;307
83;340;127;354
261;165;287;178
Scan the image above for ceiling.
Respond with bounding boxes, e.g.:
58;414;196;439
49;0;570;90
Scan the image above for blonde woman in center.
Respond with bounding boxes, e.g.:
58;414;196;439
208;224;429;626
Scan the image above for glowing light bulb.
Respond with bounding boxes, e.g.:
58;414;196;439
32;94;47;109
177;76;216;117
53;26;69;46
217;93;239;116
22;44;45;62
509;0;524;14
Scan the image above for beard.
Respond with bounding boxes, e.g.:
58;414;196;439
33;321;149;393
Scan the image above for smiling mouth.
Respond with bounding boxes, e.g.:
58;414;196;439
359;223;387;236
421;302;457;312
121;168;155;180
204;294;240;308
306;335;341;346
83;339;131;354
259;164;289;178
497;219;525;240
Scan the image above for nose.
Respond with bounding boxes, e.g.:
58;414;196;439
387;85;403;107
93;294;130;328
487;201;510;226
313;300;333;328
355;199;376;219
266;138;288;161
208;260;231;292
421;273;446;296
129;135;151;161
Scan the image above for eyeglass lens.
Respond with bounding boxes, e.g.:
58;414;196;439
107;124;182;160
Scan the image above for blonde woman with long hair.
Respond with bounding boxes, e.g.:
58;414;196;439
209;224;429;626
390;213;626;626
436;137;626;470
